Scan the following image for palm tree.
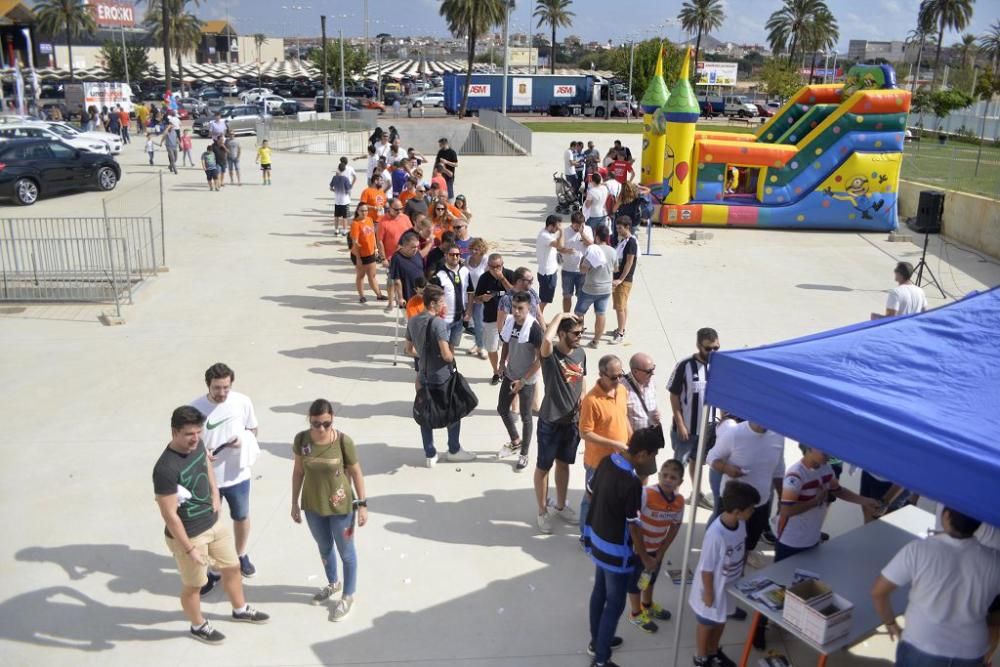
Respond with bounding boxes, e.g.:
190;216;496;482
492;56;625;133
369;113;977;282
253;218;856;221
979;20;1000;72
144;2;203;96
533;0;575;74
802;7;838;83
907;3;937;94
765;0;826;66
953;32;978;69
33;0;97;81
677;0;725;83
253;34;268;88
439;0;506;118
921;0;974;89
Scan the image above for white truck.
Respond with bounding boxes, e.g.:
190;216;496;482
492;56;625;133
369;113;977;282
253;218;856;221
64;82;136;116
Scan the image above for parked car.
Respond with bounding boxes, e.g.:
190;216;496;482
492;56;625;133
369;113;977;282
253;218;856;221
177;97;206;115
255;95;290;113
272;83;295;98
754;103;774;118
343;85;373;99
239;87;272;104
192;105;262;137
218;83;240;95
0;123;111;154
0;138;120;205
312;95;362;112
723;95;758;118
276;100;310;116
408;91;444;108
197;87;224;101
292;82;317;98
359;98;386;113
46;121;124;155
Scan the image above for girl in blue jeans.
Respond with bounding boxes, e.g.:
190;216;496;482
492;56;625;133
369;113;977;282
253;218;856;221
291;399;368;622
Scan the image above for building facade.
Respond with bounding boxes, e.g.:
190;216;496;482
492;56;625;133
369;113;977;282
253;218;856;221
847;40;906;64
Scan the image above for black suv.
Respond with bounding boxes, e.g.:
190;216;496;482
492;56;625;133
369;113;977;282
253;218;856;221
0;138;121;205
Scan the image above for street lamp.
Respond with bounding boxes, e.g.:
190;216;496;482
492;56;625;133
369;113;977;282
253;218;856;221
501;0;512;114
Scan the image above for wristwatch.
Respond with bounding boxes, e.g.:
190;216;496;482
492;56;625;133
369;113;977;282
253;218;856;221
353;499;368;508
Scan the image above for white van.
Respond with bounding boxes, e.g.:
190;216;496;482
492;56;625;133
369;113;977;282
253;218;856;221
723;95;758;118
64;82;136;116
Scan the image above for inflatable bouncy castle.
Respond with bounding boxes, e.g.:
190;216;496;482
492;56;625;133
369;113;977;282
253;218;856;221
654;49;910;231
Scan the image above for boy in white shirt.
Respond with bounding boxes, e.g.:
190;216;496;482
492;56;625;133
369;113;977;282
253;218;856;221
689;481;759;667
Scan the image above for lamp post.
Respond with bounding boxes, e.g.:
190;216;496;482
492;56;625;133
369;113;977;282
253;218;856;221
320;14;329;113
625;39;635;123
501;0;512;114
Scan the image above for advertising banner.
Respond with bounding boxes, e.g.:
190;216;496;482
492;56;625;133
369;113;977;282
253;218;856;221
466;83;491;97
88;1;136;28
512;77;532;106
695;61;738;86
553;84;576;97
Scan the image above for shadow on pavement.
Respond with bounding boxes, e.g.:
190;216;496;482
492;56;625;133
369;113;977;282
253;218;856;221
259;440;414;476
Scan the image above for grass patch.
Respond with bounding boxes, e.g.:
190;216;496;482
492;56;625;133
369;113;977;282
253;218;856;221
901;140;1000;199
521;121;758;135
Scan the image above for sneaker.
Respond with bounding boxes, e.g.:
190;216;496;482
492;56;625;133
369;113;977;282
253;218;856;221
496;441;518;460
330;596;354;622
190;621;226;644
311;582;343;605
693;656;723;667
760;528;776;545
200;571;221;596
447;449;476;462
590;662;622;667
629;609;658;633
358;296;367;304
239;554;256;578
728;607;748;621
536;511;554;534
587;636;624;656
643;602;672;621
477;349;487;360
715;648;737;667
490;374;501;386
425;455;437;468
552;504;579;525
515;455;529;472
611;331;624;345
231;605;269;623
697;493;715;511
746;550;767;569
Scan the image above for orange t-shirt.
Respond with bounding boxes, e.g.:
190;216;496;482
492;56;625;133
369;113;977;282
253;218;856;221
119;110;130;127
359;187;386;222
350;218;377;258
376;213;413;260
399;190;416;206
431;174;447;193
406;295;425;319
578;385;631;468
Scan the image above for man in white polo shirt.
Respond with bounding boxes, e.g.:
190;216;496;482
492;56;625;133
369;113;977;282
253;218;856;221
872;506;1000;666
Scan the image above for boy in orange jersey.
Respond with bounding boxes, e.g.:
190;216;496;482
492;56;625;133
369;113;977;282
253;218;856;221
627;459;685;633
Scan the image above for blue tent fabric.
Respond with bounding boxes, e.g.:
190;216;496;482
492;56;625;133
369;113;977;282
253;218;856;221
705;286;1000;526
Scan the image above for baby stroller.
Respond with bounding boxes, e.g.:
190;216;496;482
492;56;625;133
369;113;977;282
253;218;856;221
553;172;581;214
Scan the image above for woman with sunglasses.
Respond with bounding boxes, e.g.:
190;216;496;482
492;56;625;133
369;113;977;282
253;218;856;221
349;203;388;304
453;194;473;223
291;399;368;622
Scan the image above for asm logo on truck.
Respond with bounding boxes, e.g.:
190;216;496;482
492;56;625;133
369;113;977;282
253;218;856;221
466;84;491;97
553;85;576;97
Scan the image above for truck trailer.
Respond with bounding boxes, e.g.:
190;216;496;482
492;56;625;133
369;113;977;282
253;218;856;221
64;82;136;116
443;73;629;117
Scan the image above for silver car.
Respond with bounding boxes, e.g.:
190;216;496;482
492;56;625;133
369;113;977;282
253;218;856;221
193;105;262;138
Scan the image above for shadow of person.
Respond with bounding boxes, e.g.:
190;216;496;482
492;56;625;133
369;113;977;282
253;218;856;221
258;440;412;476
0;586;178;651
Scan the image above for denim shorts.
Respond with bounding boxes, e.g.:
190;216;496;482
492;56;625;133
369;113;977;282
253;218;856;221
561;270;585;297
227;158;240;171
536;419;579;471
694;612;725;627
537;272;557;304
219;478;251;521
574;290;610;316
670;428;698;464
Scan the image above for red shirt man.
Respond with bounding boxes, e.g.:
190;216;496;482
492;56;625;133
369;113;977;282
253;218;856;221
609;158;635;184
376;201;413;261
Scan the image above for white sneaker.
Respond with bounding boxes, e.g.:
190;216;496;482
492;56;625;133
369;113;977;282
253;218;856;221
476;349;487;360
611;331;624;345
537;511;554;534
425;456;437;468
553;504;579;525
469;345;480;356
497;441;518;460
447;449;476;462
515;455;529;472
746;550;768;569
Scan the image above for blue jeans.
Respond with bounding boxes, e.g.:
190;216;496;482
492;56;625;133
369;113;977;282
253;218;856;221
472;303;485;348
589;564;630;664
897;640;984;667
580;465;596;537
304;511;358;596
420;420;461;458
586;216;608;236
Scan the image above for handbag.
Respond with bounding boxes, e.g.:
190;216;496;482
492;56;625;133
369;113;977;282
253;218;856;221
412;318;479;428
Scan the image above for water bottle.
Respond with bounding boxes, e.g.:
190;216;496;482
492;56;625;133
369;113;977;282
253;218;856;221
637;569;653;591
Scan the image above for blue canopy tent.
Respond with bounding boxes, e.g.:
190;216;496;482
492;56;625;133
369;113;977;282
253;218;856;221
668;287;1000;661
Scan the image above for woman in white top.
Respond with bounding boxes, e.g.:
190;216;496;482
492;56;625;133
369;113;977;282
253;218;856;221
885;261;928;316
466;238;490;360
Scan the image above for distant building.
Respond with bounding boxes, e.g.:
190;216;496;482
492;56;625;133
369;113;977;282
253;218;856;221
848;40;906;63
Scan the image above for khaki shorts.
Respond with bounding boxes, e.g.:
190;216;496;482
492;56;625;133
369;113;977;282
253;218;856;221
165;519;239;588
482;322;500;352
612;281;633;310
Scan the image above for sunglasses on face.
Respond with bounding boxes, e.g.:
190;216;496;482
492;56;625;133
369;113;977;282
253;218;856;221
310;420;333;430
447;252;461;257
567;329;584;337
702;345;720;352
435;207;446;211
635;366;655;375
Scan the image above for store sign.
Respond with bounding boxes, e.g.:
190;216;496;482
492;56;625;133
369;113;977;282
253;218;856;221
38;43;53;55
467;83;491;97
553;84;576;97
89;1;136;28
695;61;738;86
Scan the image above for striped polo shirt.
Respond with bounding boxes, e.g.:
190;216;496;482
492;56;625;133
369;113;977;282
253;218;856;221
639;486;685;553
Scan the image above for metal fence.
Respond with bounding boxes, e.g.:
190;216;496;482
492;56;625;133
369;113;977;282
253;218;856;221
256;112;378;155
101;172;166;272
478;110;533;155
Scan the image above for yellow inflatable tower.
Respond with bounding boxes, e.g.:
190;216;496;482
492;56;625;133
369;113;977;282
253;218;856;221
640;46;669;187
662;48;699;205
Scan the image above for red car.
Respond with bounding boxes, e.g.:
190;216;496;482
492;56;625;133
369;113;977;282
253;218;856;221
755;103;774;118
176;107;191;120
359;98;386;113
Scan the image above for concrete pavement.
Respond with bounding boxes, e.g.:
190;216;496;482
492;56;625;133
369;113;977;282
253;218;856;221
1;128;998;666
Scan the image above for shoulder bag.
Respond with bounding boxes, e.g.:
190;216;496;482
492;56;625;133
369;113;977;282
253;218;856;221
412;318;479;429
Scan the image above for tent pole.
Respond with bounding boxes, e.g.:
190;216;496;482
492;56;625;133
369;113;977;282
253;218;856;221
669;403;711;667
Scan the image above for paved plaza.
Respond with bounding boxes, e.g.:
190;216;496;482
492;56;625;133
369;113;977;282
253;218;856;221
1;129;998;666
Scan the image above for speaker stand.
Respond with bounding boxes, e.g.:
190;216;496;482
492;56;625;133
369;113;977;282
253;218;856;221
913;231;946;298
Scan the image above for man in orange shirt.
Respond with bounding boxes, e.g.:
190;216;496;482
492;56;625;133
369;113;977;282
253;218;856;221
579;354;631;533
376;198;413;309
430;164;448;195
117;105;131;144
359;174;387;223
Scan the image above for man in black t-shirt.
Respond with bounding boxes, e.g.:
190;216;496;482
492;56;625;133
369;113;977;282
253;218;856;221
389;231;425;303
474;252;515;383
611;217;639;345
434;137;459;200
153;406;269;643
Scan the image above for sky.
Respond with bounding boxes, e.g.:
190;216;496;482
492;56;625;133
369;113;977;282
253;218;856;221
204;0;999;52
